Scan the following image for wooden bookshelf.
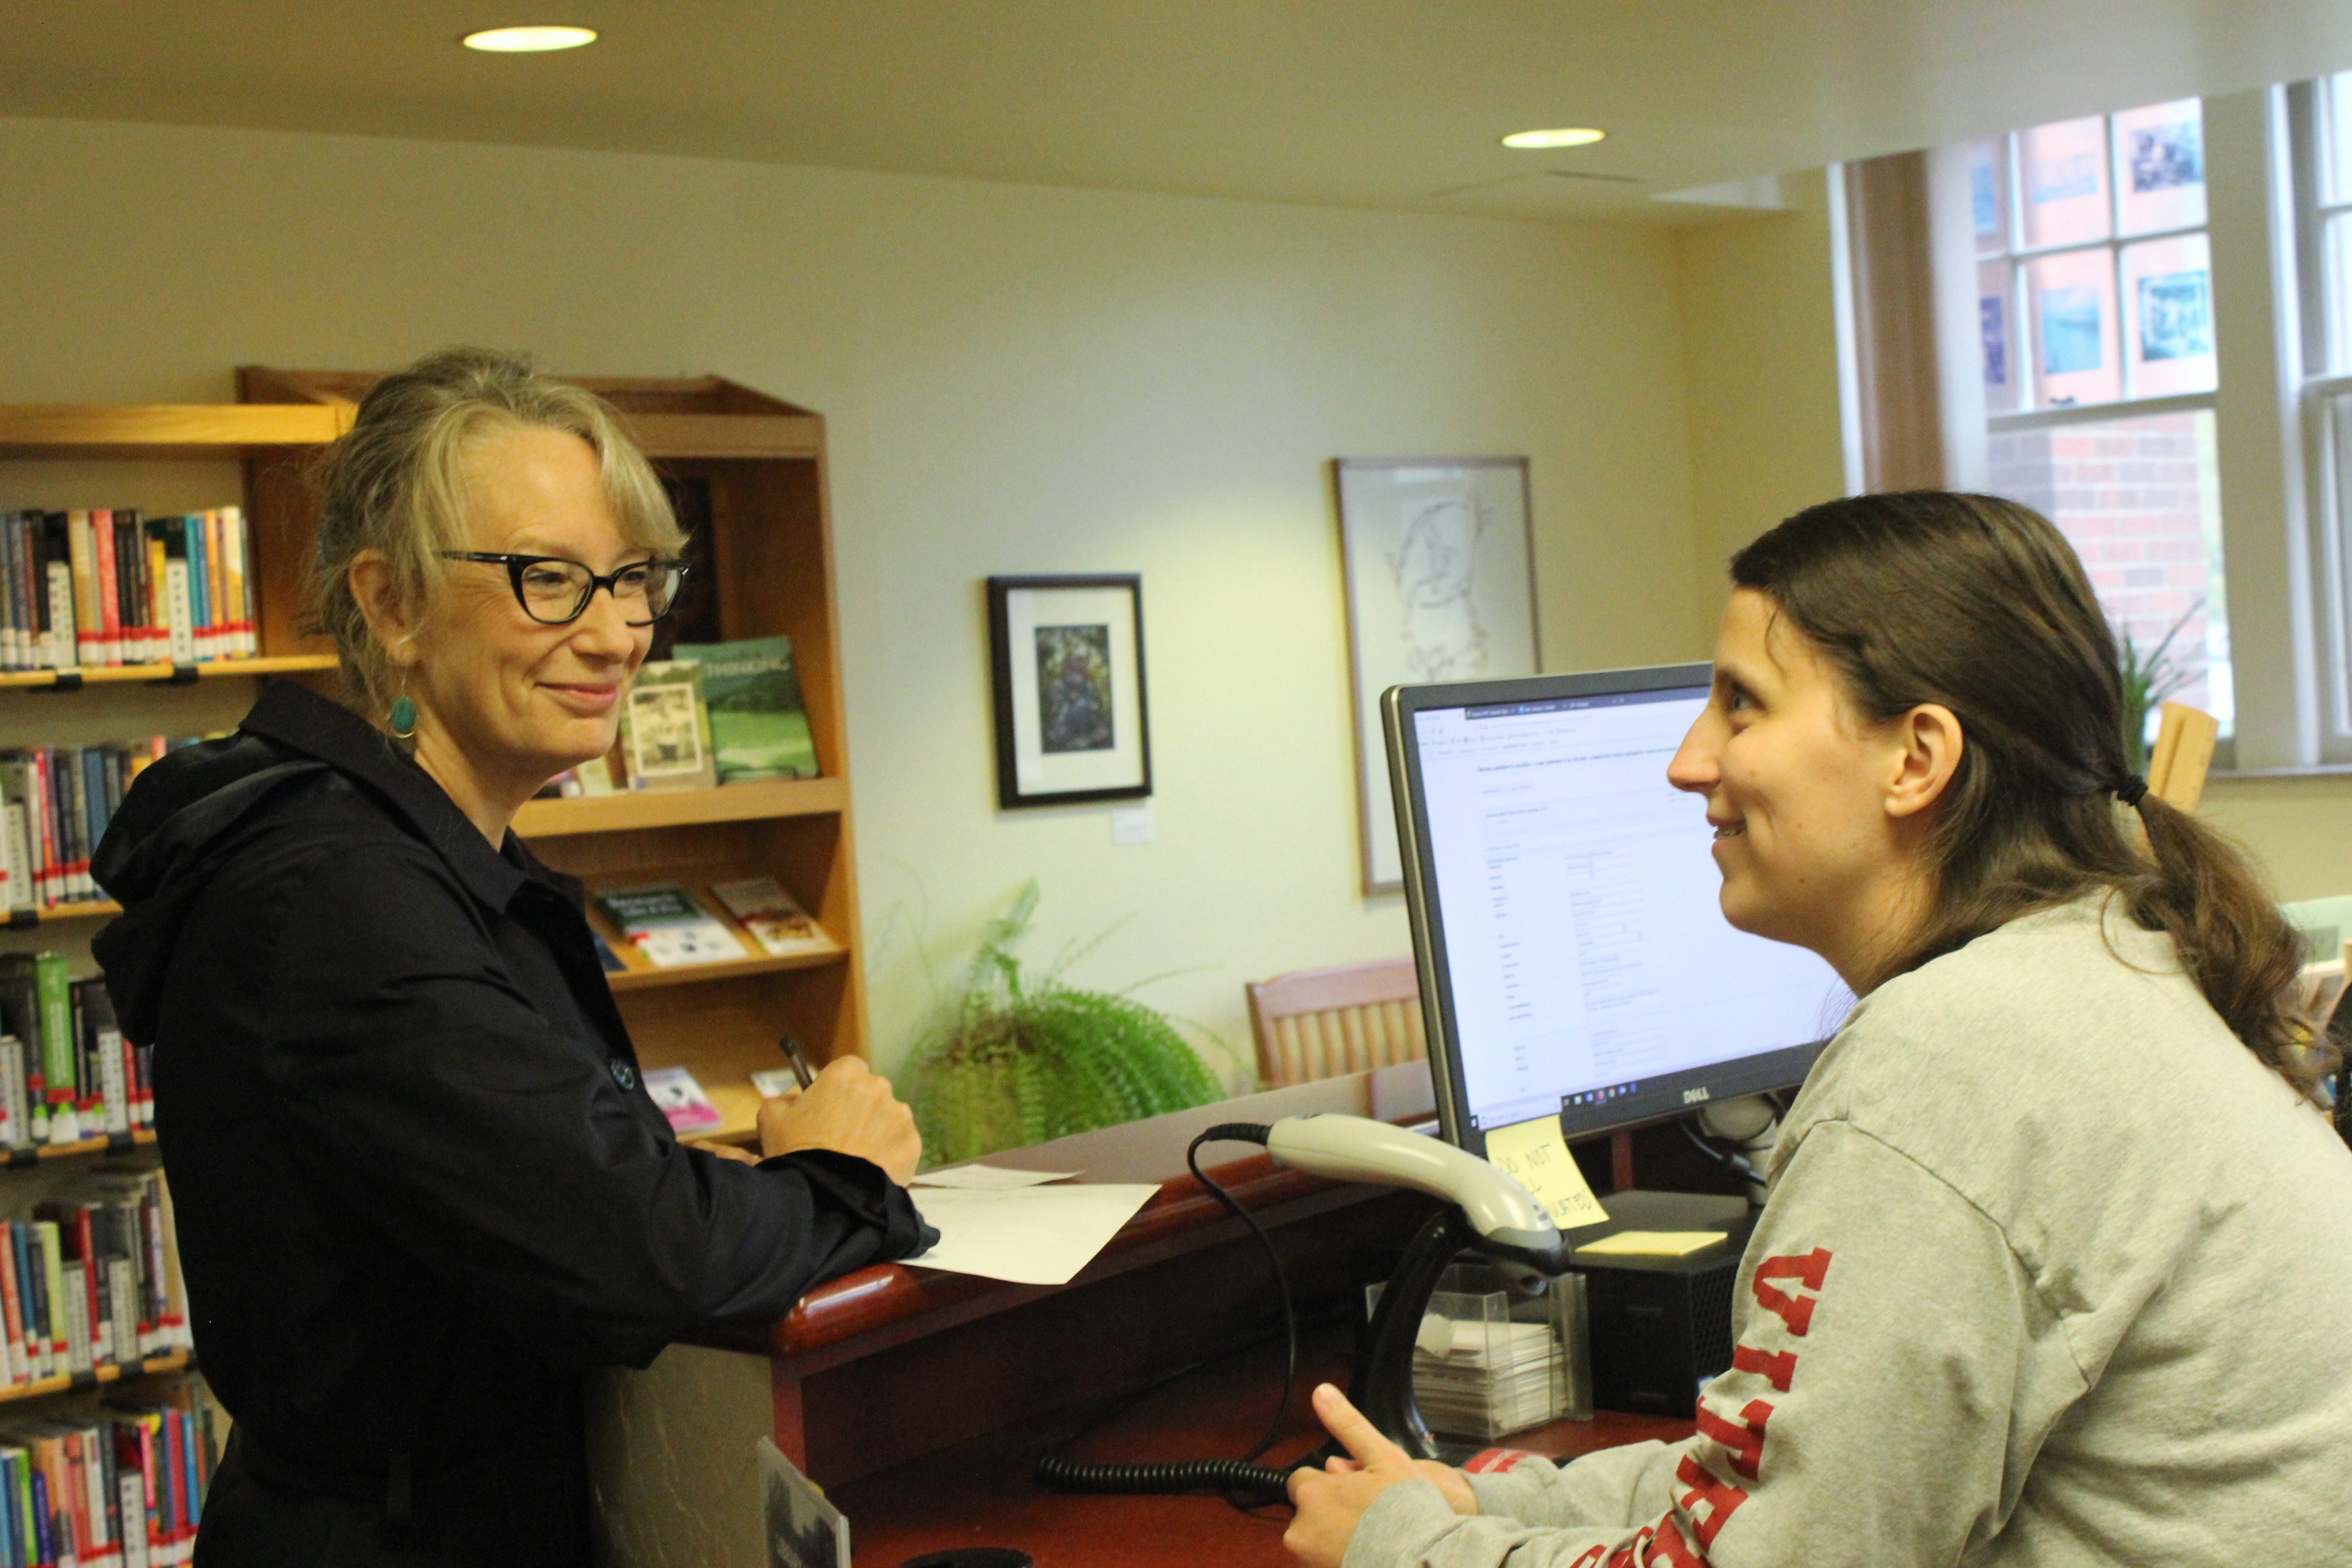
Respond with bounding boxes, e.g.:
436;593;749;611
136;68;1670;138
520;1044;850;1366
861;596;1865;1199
243;369;872;1145
0;370;867;1150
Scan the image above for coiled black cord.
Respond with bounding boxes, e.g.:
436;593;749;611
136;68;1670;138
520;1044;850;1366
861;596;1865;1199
1034;1122;1305;1504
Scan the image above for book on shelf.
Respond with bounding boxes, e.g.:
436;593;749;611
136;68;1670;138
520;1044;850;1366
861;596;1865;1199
0;1392;212;1568
0;958;152;1149
0;739;197;915
706;878;839;959
0;509;257;674
0;1171;193;1396
641;1067;722;1133
590;883;749;969
616;662;717;792
669;636;819;783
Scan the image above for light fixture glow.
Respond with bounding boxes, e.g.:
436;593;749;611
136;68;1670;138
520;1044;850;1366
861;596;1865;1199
462;24;598;52
1501;127;1606;150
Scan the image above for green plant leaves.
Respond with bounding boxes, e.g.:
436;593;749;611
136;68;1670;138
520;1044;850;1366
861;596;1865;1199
907;880;1224;1166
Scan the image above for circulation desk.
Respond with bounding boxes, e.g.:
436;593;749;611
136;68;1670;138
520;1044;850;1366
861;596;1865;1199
585;1064;1696;1568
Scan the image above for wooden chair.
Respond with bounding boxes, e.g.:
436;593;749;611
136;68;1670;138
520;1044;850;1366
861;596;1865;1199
1247;957;1427;1089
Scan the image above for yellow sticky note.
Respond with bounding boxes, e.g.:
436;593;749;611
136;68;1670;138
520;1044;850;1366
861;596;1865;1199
1482;1114;1608;1230
1575;1230;1729;1258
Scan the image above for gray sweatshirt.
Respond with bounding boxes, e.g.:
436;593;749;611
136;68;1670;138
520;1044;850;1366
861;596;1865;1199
1347;895;2352;1567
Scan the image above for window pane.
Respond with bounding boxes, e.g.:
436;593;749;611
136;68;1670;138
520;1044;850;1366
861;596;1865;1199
1967;137;2010;256
1980;261;2021;412
2020;116;2112;249
1987;408;2232;738
2112;99;2206;236
2122;233;2217;397
2028;248;2121;407
2328;73;2352;207
2328;213;2352;376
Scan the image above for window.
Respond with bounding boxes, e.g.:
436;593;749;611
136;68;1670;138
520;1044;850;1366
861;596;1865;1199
1965;101;2233;738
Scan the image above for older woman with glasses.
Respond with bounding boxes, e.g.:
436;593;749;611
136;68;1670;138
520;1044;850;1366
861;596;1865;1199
88;349;932;1568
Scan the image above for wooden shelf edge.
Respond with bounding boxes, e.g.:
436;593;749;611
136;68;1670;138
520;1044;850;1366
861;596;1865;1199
0;404;341;453
605;945;848;994
6;900;122;926
0;654;336;691
7;1128;156;1166
516;776;847;836
0;1349;191;1407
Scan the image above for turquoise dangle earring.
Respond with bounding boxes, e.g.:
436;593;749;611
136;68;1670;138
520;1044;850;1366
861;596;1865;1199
389;684;418;745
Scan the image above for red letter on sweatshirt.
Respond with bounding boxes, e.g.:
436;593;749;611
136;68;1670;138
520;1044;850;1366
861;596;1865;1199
1731;1343;1797;1392
1751;1248;1833;1336
1695;1396;1774;1482
1642;1519;1705;1567
1676;1453;1752;1549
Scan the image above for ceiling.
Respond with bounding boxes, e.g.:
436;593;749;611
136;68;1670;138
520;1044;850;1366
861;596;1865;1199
7;1;2352;223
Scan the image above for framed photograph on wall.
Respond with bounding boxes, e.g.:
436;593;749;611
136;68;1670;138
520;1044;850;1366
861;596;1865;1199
1335;458;1540;893
987;574;1153;810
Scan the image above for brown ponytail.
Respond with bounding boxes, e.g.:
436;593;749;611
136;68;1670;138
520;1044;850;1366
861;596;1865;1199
1731;491;2329;1099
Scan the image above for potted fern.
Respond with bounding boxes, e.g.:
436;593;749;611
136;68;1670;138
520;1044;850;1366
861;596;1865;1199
904;881;1226;1165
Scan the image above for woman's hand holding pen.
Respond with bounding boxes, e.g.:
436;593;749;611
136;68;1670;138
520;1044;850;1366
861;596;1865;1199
756;1057;924;1185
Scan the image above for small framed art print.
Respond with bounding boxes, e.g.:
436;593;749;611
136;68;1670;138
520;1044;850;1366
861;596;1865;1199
987;574;1153;810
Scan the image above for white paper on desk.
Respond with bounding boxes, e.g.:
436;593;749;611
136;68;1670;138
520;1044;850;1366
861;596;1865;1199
907;1164;1079;1190
909;1183;1158;1286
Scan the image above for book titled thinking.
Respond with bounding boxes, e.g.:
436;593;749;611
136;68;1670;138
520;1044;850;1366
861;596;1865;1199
672;636;819;783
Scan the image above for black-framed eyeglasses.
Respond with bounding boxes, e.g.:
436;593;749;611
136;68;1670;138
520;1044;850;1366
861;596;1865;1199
439;552;688;626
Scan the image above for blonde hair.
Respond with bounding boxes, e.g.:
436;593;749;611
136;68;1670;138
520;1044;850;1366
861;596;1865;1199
306;347;684;721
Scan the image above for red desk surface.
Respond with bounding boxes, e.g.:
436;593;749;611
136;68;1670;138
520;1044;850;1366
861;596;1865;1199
836;1328;1695;1568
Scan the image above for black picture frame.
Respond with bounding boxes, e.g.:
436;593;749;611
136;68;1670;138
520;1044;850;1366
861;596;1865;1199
986;574;1153;810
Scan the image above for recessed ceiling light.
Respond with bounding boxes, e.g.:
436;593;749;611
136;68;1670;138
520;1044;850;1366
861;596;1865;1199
462;25;598;53
1501;127;1606;150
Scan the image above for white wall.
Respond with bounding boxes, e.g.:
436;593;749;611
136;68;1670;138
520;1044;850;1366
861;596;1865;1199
0;115;1711;1079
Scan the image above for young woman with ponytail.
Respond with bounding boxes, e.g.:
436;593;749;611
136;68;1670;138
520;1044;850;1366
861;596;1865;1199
1287;493;2352;1568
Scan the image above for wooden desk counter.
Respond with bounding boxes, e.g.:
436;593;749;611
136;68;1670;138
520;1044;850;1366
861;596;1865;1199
588;1066;1452;1568
586;1064;1714;1568
840;1328;1695;1568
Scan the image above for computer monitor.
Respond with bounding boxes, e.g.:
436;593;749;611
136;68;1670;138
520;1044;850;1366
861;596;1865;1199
1384;664;1847;1156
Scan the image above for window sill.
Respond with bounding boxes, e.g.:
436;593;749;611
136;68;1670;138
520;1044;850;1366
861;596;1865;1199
2208;764;2352;781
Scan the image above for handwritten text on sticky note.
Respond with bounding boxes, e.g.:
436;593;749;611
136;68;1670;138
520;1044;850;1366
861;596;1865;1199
1482;1114;1608;1230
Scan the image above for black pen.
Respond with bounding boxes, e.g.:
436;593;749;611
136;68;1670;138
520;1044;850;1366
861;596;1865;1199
779;1035;815;1090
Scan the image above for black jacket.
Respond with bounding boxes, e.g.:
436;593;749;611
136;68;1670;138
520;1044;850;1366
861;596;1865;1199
93;681;929;1565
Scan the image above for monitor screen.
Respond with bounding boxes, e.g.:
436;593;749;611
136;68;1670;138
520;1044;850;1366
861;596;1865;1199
1385;664;1846;1153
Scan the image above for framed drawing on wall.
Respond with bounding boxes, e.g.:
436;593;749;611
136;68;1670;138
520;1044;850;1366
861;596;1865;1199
987;574;1153;809
1335;458;1540;892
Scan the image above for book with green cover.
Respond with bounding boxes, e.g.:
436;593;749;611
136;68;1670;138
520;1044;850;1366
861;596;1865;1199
670;636;818;783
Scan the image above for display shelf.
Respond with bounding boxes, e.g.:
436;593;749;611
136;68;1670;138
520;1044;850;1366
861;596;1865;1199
0;404;341;457
0;1349;191;1407
0;655;337;691
605;947;849;994
4;1127;154;1168
514;777;847;838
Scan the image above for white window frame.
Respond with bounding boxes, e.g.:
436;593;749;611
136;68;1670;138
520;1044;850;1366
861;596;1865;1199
2285;78;2352;764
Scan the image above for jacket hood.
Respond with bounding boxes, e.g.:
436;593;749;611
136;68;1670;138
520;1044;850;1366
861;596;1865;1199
92;734;328;1044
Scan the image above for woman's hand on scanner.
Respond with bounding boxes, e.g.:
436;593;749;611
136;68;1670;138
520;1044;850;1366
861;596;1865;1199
756;1057;924;1186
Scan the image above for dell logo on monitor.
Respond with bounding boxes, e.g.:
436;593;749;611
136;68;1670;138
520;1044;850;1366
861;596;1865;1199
1682;1086;1711;1105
